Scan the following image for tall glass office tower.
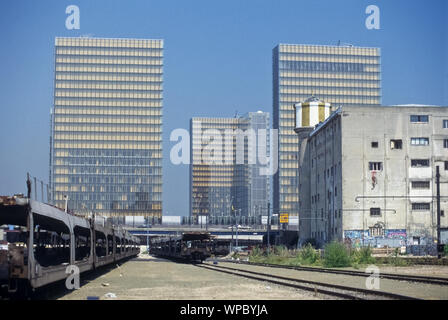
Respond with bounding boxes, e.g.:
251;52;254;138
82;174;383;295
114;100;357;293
273;44;381;218
190;112;270;224
49;37;163;219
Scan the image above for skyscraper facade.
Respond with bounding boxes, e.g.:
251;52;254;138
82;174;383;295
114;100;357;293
273;44;381;218
190;112;270;224
49;37;163;219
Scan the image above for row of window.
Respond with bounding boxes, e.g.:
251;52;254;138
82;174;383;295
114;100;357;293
368;206;443;216
280;61;378;73
411;115;448;128
56;56;163;65
369;160;448;170
56;82;162;90
279;71;380;80
54;99;163;107
280;79;380;88
56;74;162;82
371;138;448;148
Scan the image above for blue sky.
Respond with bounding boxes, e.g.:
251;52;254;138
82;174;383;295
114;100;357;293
0;0;446;216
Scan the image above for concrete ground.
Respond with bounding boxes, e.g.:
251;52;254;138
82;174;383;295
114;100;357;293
54;255;321;300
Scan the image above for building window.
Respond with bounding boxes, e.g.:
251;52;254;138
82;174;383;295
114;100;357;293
412;203;430;211
390;139;402;150
371;141;378;148
444;139;448;148
411;181;430;189
443;120;448;128
410;115;429;123
445;161;448;171
411;159;429;167
441;210;445;217
369;223;384;237
410;137;429;145
369;162;383;171
370;208;381;216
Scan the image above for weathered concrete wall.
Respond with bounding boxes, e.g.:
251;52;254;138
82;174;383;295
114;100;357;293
298;105;448;247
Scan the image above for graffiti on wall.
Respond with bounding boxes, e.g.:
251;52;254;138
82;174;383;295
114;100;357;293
344;229;407;247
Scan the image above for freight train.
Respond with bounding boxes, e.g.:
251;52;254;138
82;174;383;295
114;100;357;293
150;232;214;262
0;194;140;296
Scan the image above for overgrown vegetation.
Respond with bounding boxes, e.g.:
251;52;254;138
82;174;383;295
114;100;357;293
247;242;418;269
323;241;351;268
351;246;376;265
248;245;320;266
300;243;320;265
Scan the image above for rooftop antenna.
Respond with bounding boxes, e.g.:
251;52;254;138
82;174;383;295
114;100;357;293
234;110;239;118
337;41;354;47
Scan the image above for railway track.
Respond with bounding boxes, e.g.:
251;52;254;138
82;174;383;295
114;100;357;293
218;259;448;286
195;263;419;300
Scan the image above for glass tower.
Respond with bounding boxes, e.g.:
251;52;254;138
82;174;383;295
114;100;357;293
190;112;270;224
49;37;163;219
273;44;381;217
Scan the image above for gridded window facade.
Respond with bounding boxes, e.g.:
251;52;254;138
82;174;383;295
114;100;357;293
50;37;163;217
273;44;381;216
190;113;270;221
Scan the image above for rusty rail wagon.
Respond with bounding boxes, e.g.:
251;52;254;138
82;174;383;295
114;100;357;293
0;194;140;296
150;232;214;262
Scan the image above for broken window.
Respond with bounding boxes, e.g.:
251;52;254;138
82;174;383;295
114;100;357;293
369;162;382;171
411;181;430;189
412;203;430;211
369;223;384;237
410;115;429;123
390;139;402;149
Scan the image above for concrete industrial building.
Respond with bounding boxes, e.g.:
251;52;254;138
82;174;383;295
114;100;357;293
190;112;270;224
295;102;448;248
49;37;163;219
273;44;381;220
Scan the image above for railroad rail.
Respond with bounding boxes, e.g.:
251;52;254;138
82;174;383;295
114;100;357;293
218;259;448;286
195;263;419;300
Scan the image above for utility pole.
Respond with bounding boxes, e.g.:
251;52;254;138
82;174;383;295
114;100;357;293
436;166;442;258
236;209;240;248
267;202;271;254
230;224;234;253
